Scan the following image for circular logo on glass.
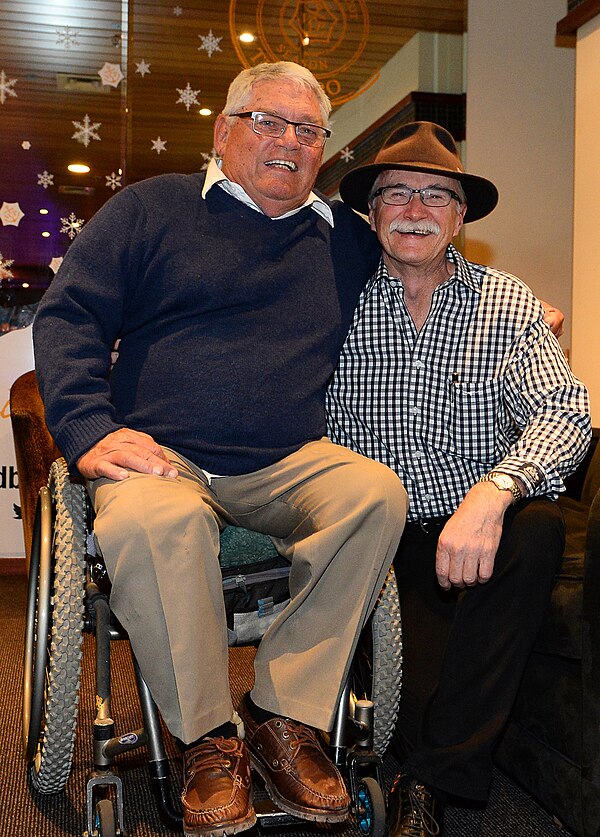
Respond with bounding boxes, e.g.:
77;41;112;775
229;0;377;106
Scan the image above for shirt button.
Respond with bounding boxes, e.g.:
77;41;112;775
415;360;424;369
414;450;424;459
410;406;419;416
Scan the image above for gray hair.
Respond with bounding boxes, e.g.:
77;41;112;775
222;62;331;127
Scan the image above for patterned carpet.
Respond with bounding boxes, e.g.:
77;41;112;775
0;574;572;836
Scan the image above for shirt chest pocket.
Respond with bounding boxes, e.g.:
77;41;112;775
448;378;503;464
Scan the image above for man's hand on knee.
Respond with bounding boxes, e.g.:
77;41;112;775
77;428;178;481
435;483;510;590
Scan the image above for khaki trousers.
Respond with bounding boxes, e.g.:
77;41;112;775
90;438;407;743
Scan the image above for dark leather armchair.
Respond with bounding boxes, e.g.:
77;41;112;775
495;429;600;837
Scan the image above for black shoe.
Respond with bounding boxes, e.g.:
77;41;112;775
387;771;444;836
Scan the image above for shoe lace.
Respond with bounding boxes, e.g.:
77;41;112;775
281;719;321;752
186;737;244;777
404;782;441;837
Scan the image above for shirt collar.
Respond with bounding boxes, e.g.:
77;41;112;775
202;158;334;227
368;243;483;296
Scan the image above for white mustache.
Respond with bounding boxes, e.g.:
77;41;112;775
388;220;441;235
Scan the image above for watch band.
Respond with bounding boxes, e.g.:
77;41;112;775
479;471;522;503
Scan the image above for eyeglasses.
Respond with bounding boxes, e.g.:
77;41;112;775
371;184;463;208
233;111;331;148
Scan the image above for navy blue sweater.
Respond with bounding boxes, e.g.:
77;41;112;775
34;173;380;475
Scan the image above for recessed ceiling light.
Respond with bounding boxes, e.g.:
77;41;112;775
302;36;310;46
22;282;30;288
39;208;49;214
68;163;90;174
41;231;51;238
199;107;212;116
239;32;254;43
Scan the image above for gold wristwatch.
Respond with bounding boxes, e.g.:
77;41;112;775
479;471;522;503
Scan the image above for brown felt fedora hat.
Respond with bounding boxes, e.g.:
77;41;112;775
339;121;498;223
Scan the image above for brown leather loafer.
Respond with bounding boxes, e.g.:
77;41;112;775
238;695;350;823
182;736;256;837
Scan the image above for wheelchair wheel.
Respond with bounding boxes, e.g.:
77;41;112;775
22;458;87;793
355;776;386;837
353;568;402;756
94;798;117;837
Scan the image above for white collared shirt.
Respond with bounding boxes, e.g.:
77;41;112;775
202;158;334;228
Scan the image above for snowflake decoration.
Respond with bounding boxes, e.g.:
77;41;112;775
135;59;151;77
105;171;122;191
173;6;183;15
200;148;219;170
37;170;54;189
60;212;85;239
72;114;102;147
176;82;200;111
56;26;79;49
339;147;355;163
21;140;31;150
0;69;17;105
0;202;24;226
49;257;63;274
98;62;123;88
0;253;15;280
151;137;167;154
198;30;222;59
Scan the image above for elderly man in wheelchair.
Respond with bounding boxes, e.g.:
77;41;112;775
25;61;408;837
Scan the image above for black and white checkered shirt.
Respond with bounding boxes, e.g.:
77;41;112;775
326;244;591;521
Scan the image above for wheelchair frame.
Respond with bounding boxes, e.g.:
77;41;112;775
22;458;402;837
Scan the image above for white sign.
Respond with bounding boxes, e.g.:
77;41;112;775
1;326;34;560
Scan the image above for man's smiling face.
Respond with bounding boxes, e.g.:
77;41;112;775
214;78;326;218
369;170;466;275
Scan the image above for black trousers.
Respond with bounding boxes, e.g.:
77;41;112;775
392;498;565;801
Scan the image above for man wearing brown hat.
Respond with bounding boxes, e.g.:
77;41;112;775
326;122;591;835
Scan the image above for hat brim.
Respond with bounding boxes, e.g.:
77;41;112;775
339;162;498;223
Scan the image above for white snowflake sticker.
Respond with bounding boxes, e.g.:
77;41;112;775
49;257;64;274
176;82;200;111
198;30;222;58
60;212;85;239
0;202;24;226
21;140;31;150
0;253;15;279
151;137;167;154
0;69;17;105
37;170;54;189
98;62;124;88
135;59;151;77
72;114;102;147
56;26;80;49
105;172;122;191
339;147;355;163
173;6;183;15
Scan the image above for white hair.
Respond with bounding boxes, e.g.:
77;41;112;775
222;62;331;127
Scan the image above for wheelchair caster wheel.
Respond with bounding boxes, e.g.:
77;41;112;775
355;776;386;837
94;798;117;836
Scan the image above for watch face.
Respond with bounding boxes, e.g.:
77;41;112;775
492;474;514;490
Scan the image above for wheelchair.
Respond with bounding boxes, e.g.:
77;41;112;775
13;377;402;837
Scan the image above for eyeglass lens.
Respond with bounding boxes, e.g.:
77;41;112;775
241;112;328;147
379;186;456;207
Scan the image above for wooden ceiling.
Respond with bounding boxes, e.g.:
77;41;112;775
0;0;465;299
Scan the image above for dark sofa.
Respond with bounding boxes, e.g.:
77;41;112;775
495;428;600;837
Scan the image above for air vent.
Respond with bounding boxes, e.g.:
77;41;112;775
58;185;96;195
56;73;109;94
